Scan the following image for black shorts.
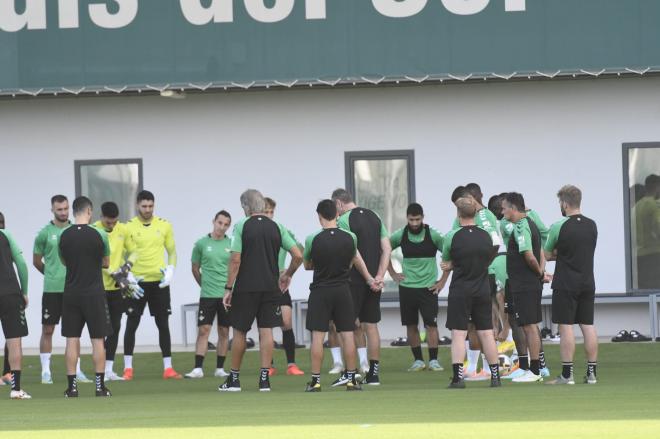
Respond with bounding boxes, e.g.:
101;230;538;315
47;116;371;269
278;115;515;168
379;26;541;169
504;281;514;315
489;274;497;297
198;298;230;327
512;287;542;325
106;291;126;320
446;291;492;331
306;285;356;333
42;292;64;325
350;283;381;324
229;290;283;332
552;289;595;325
399;286;439;327
0;294;28;339
278;290;293;308
62;294;112;339
125;282;171;318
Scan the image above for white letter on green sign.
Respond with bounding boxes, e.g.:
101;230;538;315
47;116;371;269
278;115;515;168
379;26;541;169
0;0;46;32
244;0;295;23
180;0;233;25
440;0;489;15
89;0;138;29
372;0;427;18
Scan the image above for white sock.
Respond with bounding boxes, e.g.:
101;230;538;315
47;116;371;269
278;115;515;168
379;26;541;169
40;353;51;373
105;360;114;373
506;329;513;342
357;347;368;365
163;356;172;370
330;347;343;365
76;358;82;375
466;349;480;374
124;355;133;369
481;354;489;372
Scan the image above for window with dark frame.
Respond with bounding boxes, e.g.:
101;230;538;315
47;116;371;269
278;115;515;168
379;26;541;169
623;143;660;293
75;159;143;223
345;150;415;295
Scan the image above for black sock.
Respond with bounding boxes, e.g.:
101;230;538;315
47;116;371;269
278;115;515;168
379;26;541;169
562;362;574;379
154;314;172;358
282;329;296;365
194;355;204;369
519;355;529;371
489;363;500;380
452;363;464;383
3;345;9;375
346;369;357;384
428;347;438;361
311;373;321;386
67;374;77;391
587;362;597;377
368;360;380;376
95;373;105;391
11;370;20;391
260;368;269;382
411;346;423;362
230;369;240;381
530;359;540;376
539;350;547;369
217;356;226;369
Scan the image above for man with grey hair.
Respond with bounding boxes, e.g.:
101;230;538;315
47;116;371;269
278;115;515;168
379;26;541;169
220;189;303;392
544;185;598;385
332;188;390;386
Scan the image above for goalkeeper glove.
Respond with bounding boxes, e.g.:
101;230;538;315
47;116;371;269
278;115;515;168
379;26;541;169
159;265;175;289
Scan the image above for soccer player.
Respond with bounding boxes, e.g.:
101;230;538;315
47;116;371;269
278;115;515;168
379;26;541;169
332;189;391;385
451;184;501;381
220;189;303;392
544;185;598;385
263;197;305;376
502;192;549;383
442;197;501;389
123;190;182;380
59;197;113;397
33;195;90;384
92;202;138;381
0;221;31;399
0;210;12;387
185;210;233;379
498;193;551;378
388;203;444;372
304;200;379;392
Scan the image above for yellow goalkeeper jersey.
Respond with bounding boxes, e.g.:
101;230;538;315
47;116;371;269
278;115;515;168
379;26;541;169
125;215;177;282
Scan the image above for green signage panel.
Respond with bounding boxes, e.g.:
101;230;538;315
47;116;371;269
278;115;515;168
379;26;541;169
1;0;659;94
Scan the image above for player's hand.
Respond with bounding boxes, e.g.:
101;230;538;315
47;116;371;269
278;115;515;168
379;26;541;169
367;277;381;292
428;279;446;295
111;269;129;291
159;265;175;289
223;292;233;311
391;272;405;284
279;273;292;293
542;272;553;284
496;329;508;342
127;272;144;299
440;261;453;272
371;277;384;293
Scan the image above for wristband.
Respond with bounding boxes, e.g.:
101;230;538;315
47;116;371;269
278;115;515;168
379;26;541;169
224;285;233;291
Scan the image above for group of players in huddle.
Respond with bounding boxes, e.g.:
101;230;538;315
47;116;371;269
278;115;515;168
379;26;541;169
0;182;598;398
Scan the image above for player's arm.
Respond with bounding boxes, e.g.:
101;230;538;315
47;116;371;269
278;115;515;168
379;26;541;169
280;225;303;280
5;231;28;298
543;221;561;262
303;234;314;271
223;221;244;308
430;231;453;294
32;229;46;274
352;250;378;291
375;234;392;283
192;263;202;286
387;229;404;282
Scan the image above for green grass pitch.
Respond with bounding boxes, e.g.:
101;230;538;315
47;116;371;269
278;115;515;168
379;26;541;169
1;343;659;438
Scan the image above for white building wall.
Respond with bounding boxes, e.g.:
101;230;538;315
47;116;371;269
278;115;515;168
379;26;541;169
1;77;660;349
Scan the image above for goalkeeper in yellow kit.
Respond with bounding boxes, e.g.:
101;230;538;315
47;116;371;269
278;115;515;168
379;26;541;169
122;191;181;380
